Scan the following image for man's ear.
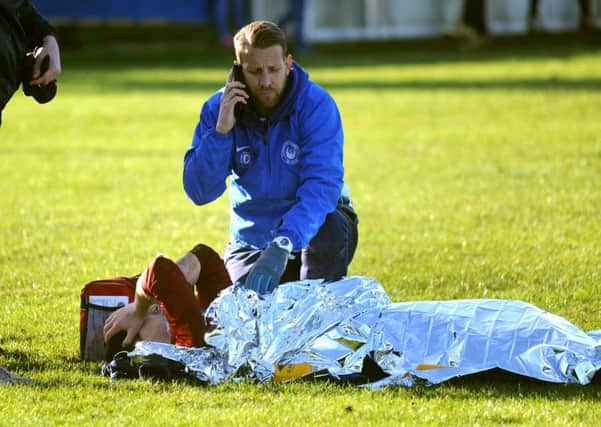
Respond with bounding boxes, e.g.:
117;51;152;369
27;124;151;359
285;54;293;74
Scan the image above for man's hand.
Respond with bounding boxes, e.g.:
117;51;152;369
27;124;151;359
29;35;61;86
215;71;248;134
103;303;146;347
244;238;291;294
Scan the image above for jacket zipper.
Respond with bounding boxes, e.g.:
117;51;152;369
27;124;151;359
264;122;271;177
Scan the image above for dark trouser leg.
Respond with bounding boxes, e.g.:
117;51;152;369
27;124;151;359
578;0;590;31
223;243;262;285
224;242;302;285
300;205;358;282
529;0;539;21
464;0;487;35
224;205;358;285
579;0;589;17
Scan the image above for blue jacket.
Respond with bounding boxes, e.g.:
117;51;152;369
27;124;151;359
183;63;345;252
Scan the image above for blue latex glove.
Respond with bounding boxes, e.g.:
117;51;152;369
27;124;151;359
244;241;290;294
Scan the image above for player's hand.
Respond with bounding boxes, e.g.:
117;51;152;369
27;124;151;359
244;239;291;294
216;71;248;134
103;303;145;347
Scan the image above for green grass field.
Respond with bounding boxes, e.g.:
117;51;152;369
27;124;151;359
1;27;601;425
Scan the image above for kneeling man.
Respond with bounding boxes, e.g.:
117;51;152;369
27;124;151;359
183;21;358;295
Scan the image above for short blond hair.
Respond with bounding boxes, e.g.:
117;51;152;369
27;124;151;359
234;21;288;62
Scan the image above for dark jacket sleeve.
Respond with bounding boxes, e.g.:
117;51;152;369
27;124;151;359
16;0;55;47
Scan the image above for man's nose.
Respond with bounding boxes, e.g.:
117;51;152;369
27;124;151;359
259;71;271;88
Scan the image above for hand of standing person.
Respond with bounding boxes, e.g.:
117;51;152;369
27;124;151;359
29;34;61;85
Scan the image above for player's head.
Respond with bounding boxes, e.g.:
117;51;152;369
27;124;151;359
104;304;170;362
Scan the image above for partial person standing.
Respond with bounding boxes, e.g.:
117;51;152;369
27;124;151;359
459;0;488;44
0;0;61;127
211;0;247;49
529;0;593;32
0;2;61;381
277;0;308;54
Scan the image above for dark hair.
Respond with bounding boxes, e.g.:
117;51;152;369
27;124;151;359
104;330;134;362
234;21;288;61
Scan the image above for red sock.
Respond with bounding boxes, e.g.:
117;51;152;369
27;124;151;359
141;255;205;347
189;244;232;310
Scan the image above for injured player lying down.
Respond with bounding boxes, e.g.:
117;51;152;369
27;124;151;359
102;244;232;357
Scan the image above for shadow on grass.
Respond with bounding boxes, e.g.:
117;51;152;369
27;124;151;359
304;32;601;67
0;345;80;373
3;348;600;398
58;24;601;69
266;368;601;401
0;145;181;160
0;345;115;389
84;76;601;94
0;346;54;373
385;369;601;401
54;25;601;95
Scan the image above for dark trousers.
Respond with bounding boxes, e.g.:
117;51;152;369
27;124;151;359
224;204;359;285
530;0;590;21
463;0;486;35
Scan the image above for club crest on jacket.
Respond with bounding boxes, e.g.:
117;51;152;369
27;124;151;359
281;140;300;165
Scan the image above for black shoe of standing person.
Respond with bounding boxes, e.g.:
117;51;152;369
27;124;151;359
22;50;57;104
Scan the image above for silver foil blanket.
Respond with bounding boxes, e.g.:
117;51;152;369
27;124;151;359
128;276;601;387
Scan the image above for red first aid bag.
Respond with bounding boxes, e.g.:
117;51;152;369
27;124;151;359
80;277;137;361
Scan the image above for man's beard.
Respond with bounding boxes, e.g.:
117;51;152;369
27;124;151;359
254;88;282;114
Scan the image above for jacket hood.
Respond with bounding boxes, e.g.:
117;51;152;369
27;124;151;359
268;61;309;122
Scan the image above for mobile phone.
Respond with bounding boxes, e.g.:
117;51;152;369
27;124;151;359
232;64;253;121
